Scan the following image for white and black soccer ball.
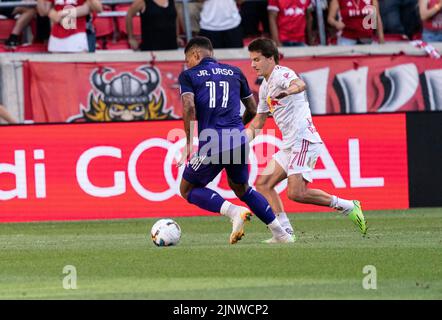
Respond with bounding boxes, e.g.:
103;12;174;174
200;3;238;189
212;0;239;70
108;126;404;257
150;219;181;247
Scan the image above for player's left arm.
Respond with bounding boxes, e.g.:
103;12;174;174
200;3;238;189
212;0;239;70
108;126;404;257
238;69;256;125
241;95;257;126
273;78;306;99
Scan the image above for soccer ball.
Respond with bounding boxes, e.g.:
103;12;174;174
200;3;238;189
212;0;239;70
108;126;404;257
150;219;181;247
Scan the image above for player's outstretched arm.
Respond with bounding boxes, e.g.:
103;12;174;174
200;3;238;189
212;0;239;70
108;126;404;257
178;93;196;167
274;78;306;99
241;95;257;126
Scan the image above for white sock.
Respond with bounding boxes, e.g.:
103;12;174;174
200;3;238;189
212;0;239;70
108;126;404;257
267;218;287;238
277;212;292;229
220;201;237;219
330;196;354;215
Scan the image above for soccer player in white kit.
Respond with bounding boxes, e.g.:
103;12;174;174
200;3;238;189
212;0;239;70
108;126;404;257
246;38;367;242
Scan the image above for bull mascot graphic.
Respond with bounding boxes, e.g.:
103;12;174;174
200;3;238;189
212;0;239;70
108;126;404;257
70;66;176;122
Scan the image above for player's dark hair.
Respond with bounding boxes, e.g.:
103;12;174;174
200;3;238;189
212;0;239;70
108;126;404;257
184;36;214;54
248;38;280;64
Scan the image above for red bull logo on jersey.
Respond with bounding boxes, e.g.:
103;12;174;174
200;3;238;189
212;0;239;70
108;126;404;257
267;96;280;113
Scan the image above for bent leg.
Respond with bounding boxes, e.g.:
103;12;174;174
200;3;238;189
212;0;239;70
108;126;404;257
225;159;276;225
286;173;356;213
180;160;226;213
180;177;225;213
286;174;332;206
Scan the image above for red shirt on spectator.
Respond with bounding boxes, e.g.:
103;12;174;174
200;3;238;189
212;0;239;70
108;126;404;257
423;0;442;31
268;0;312;43
339;0;374;39
50;0;87;38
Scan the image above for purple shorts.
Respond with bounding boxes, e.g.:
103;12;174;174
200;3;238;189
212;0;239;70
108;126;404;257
182;143;250;187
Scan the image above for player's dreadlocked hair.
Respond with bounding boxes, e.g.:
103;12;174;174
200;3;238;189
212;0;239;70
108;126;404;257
248;38;280;64
184;36;214;54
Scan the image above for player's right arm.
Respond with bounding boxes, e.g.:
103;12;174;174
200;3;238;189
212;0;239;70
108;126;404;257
179;93;196;167
178;72;196;167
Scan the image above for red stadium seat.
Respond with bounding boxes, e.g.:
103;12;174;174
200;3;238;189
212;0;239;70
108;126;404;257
115;4;141;37
94;16;115;38
0;19;15;42
101;39;131;50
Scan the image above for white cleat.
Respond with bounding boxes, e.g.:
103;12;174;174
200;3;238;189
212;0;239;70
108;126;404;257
229;207;252;244
262;232;295;244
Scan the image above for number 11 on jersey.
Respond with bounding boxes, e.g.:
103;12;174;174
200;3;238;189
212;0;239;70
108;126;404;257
206;81;229;108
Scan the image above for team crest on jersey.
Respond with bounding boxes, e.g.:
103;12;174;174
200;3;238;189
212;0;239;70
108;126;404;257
267;96;280;113
69;66;177;122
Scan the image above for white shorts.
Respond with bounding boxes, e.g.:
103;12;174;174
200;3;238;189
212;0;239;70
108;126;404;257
273;139;323;182
48;33;88;53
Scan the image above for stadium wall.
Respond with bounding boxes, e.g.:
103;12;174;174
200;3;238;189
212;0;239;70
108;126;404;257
1;43;442;123
1;112;440;223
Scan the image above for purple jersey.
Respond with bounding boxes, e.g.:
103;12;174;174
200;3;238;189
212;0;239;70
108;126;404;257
179;57;253;156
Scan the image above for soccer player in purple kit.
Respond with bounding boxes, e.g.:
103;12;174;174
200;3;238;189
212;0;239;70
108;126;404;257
177;37;293;244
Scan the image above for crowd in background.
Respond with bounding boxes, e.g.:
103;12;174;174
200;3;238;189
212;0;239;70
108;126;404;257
0;0;441;52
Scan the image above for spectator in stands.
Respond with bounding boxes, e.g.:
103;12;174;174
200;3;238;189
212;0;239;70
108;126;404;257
379;0;421;41
419;0;442;42
328;0;385;45
198;0;244;48
240;0;270;38
34;14;51;45
268;0;314;46
0;104;18;124
85;1;103;52
36;0;102;53
1;0;37;48
176;0;203;38
126;0;182;51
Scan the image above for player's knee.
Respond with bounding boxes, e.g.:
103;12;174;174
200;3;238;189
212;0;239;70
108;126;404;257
229;182;248;198
233;188;247;199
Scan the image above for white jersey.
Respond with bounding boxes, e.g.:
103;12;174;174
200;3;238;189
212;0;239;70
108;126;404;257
257;65;322;150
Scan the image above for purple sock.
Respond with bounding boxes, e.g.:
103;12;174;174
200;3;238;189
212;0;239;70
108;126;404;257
187;187;225;213
240;187;276;225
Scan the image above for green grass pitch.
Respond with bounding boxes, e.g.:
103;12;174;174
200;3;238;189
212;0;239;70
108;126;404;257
0;208;441;299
